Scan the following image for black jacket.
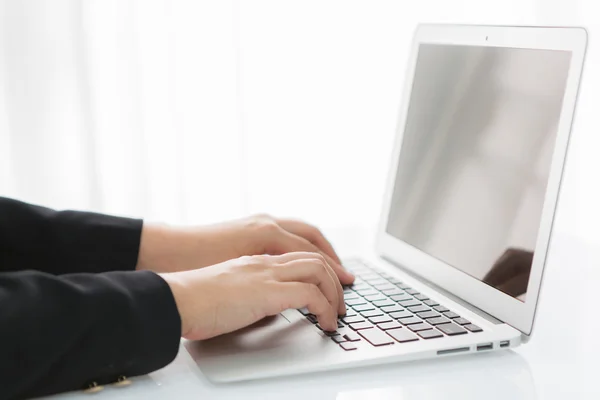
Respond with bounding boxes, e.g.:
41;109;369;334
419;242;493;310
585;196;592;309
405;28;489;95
0;197;181;399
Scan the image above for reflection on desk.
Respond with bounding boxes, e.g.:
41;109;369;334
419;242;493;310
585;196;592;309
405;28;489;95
47;343;534;400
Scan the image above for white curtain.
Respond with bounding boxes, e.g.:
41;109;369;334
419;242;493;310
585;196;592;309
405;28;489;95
3;0;580;232
1;0;243;225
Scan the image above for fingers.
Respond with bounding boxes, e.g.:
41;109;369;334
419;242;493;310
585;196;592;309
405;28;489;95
272;254;345;315
272;228;355;285
276;219;342;264
274;282;338;331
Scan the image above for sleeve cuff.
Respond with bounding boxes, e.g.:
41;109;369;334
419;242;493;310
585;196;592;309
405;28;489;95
125;270;182;376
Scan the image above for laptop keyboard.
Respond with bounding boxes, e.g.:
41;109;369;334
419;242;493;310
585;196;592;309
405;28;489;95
297;259;483;350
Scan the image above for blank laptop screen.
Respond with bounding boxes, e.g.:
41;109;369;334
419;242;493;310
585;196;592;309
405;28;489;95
386;44;572;301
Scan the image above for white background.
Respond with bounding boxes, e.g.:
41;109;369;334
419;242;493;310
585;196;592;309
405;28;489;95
0;0;598;247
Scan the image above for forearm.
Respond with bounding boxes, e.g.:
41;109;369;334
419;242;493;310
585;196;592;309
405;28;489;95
0;270;181;399
136;222;240;272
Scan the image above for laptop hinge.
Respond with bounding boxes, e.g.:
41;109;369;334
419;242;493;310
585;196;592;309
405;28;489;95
381;255;504;325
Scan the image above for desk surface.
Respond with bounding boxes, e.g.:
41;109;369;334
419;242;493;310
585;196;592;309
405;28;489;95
47;228;599;400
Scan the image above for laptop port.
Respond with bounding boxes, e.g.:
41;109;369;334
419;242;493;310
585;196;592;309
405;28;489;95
476;343;493;351
437;347;470;355
500;340;510;348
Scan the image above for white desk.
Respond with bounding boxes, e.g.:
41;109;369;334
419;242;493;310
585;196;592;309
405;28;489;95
47;229;599;400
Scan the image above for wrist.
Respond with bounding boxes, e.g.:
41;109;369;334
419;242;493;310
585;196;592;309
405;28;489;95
138;223;177;271
137;222;240;273
159;272;193;338
138;223;206;272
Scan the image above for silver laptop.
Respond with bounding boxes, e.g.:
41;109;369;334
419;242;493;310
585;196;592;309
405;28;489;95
187;24;587;382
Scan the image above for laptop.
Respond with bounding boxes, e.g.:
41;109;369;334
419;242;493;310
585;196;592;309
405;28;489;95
187;24;587;382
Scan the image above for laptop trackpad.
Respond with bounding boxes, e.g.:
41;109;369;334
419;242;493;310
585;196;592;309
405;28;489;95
185;313;316;358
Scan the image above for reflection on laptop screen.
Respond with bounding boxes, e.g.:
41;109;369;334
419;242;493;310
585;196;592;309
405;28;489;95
386;44;572;302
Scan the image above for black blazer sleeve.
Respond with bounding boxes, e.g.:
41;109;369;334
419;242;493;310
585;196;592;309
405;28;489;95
0;270;181;399
0;198;182;399
0;196;143;275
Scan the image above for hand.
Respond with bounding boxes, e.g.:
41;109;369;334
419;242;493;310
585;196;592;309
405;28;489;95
138;215;354;285
160;252;346;340
483;248;534;297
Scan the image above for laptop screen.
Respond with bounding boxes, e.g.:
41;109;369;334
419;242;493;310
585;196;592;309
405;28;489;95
386;43;572;302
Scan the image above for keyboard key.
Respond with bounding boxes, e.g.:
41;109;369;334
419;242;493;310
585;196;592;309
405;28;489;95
380;304;404;313
360;273;380;280
358;328;395;346
418;329;443;339
346;298;367;307
399;316;423;325
364;278;388;285
388;279;404;285
298;308;310;315
408;323;432;332
386;328;419;343
389;310;413;319
362;279;385;287
373;299;396;307
372;283;396;291
433;305;450;313
398;283;413;290
398;299;421;307
349;321;374;330
343;292;360;300
381;287;405;296
443;311;460;319
390;293;412;302
377;320;403;330
364;293;387;302
454;318;471;326
342;315;365;324
407;305;430;313
331;335;346;343
361;309;384;318
342;309;357;317
306;314;318;324
369;315;392;324
340;342;358;351
351;283;371;291
353;303;376;312
423;299;439;307
414;294;429;301
405;288;420;295
343;332;361;342
464;324;483;332
355;288;378;296
437;323;468;336
316;325;339;335
416;311;440;319
338;321;345;329
427;317;451;325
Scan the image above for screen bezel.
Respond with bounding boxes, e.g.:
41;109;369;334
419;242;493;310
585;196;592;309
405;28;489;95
376;24;587;336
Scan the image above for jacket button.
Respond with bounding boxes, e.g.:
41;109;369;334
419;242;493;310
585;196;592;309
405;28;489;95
113;375;132;387
83;381;104;393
